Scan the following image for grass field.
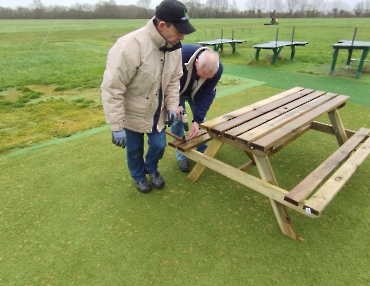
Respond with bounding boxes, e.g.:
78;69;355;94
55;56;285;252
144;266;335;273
0;18;370;285
1;18;370;154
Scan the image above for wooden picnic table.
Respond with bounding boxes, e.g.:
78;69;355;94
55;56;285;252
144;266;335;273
169;87;370;240
251;41;308;65
198;38;246;54
330;40;370;79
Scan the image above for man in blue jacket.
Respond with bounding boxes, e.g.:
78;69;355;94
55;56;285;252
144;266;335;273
170;44;223;172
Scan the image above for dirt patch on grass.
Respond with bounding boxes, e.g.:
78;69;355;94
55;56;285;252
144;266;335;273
1;85;101;102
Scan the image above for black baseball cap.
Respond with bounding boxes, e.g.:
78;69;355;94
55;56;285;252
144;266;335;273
155;0;196;35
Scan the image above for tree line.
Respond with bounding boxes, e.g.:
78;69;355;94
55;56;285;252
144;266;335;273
1;0;370;19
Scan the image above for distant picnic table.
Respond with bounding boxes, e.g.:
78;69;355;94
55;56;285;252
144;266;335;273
251;40;308;65
330;39;370;79
197;38;246;54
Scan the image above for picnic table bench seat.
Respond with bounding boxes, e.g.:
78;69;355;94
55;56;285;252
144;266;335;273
285;127;370;215
168;129;211;152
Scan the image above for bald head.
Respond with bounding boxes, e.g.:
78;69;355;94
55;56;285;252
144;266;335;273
195;50;219;79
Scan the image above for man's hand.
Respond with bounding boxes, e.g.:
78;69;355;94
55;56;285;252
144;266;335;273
165;110;177;127
112;129;126;148
176;106;183;119
188;122;199;140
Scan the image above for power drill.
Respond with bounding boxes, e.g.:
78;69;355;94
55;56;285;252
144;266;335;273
181;107;189;141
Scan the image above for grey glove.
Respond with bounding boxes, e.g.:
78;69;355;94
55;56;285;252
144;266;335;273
112;129;126;148
165;110;177;127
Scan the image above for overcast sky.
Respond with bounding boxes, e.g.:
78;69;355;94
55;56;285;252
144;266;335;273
0;0;361;11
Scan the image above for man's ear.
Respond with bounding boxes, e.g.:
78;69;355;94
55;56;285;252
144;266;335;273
157;21;166;32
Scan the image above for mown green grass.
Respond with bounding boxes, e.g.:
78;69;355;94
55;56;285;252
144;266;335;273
1;18;370;89
0;18;370;285
1;18;370;154
0;86;104;153
0;85;369;285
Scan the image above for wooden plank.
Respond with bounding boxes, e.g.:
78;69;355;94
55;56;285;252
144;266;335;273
207;131;267;156
328;108;348;146
201;87;305;130
264;124;312;155
284;128;370;206
304;135;370;215
250;95;349;150
269;199;298;239
225;91;327;140
210;89;321;135
237;93;338;145
177;133;211;152
168;139;183;149
210;109;261;135
187;140;224;183
253;154;279;185
237;160;255;171
224;110;282;139
168;129;208;150
311;121;356;138
253;154;298;240
179;148;317;218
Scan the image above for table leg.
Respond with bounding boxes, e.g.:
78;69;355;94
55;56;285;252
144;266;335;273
345;49;353;69
255;48;261;60
328;108;348;146
355;48;370;79
187;140;224;183
272;47;283;65
230;42;236;54
237;151;256;171
330;48;339;75
290;45;296;60
253;154;298;240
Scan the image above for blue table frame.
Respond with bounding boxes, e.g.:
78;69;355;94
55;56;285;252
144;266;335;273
330;40;370;79
251;41;308;65
198;38;246;54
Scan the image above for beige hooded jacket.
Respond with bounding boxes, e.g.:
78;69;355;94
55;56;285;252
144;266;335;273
101;18;182;133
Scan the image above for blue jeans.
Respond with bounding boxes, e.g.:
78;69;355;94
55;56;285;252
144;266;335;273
170;95;207;161
124;127;166;182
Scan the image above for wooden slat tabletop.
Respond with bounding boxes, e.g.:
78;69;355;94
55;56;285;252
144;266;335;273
203;88;349;152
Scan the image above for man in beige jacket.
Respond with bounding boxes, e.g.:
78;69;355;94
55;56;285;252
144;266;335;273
101;0;195;193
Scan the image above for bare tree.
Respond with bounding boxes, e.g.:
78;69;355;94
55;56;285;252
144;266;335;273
184;0;202;17
366;0;370;11
246;0;265;12
81;4;94;11
136;0;151;9
229;0;238;12
30;0;45;18
309;0;326;12
353;1;364;16
286;0;300;13
297;0;309;11
31;0;45;10
206;0;229;17
269;0;284;12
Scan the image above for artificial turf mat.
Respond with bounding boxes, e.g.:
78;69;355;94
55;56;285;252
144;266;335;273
224;65;370;107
